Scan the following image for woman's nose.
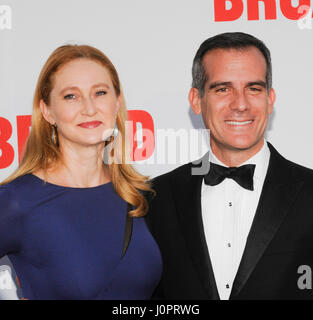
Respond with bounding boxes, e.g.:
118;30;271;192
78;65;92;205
81;97;97;116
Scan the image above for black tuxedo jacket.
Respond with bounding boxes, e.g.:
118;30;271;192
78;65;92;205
145;143;313;300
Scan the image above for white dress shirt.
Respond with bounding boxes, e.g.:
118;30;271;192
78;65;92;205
201;140;270;300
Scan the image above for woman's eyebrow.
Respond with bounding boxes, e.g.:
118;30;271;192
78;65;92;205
59;83;110;95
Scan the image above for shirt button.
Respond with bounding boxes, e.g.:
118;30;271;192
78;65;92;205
226;284;230;289
227;243;231;248
229;202;232;207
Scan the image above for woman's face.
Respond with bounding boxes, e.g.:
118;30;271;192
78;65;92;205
41;58;120;147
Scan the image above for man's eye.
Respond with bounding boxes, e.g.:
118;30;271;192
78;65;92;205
216;87;228;93
249;87;262;92
64;94;75;100
96;90;107;96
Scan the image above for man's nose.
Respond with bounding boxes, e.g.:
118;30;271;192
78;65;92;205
81;97;97;116
229;90;249;112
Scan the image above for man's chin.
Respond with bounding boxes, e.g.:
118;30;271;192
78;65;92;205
226;138;264;152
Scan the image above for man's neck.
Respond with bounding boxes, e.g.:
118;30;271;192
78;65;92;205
210;139;265;167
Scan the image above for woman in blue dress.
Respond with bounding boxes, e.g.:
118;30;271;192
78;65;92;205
0;45;162;300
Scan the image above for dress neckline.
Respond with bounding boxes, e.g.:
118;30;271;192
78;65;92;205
28;173;112;190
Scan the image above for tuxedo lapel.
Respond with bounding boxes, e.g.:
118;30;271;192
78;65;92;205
172;155;220;299
230;143;304;298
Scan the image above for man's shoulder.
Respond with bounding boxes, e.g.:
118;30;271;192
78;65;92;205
152;160;198;188
285;158;313;182
268;142;313;184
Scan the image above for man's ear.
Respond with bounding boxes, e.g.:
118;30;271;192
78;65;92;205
40;99;55;125
267;88;276;115
189;88;202;115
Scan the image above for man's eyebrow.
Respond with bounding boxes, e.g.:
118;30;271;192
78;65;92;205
208;82;232;90
208;81;267;90
246;81;267;88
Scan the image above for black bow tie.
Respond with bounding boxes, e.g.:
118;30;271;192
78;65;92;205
204;162;256;191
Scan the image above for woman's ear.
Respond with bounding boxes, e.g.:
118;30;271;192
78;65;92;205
116;95;122;112
40;99;55;125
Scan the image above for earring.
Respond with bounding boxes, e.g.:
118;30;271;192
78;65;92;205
51;123;58;145
106;123;119;142
113;123;119;138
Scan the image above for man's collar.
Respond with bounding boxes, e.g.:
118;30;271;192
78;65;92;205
209;139;270;181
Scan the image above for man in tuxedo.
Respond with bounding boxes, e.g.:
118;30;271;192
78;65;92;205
146;32;313;300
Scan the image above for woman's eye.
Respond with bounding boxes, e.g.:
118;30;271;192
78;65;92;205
64;94;75;100
96;90;107;96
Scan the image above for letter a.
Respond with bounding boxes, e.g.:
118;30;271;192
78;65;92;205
0;5;12;30
280;0;311;20
297;5;312;29
297;265;312;290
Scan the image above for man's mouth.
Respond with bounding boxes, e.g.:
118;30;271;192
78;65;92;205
225;120;254;126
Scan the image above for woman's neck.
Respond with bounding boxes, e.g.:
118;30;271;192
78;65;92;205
36;142;111;188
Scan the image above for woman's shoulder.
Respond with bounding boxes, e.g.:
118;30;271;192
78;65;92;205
0;174;38;198
0;183;12;202
0;174;43;220
0;176;31;256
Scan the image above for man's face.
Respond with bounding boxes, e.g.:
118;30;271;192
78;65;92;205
189;47;275;158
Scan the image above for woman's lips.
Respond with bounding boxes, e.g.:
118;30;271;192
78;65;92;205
78;121;102;129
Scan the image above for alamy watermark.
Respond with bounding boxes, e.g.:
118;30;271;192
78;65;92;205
297;265;312;290
0;5;12;30
102;125;212;175
0;265;16;290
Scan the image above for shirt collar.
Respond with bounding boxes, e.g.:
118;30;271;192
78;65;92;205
209;139;270;181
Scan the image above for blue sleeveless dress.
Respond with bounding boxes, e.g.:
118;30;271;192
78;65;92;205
0;174;162;300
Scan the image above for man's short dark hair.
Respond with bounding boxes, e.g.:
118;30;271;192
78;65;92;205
192;32;272;97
